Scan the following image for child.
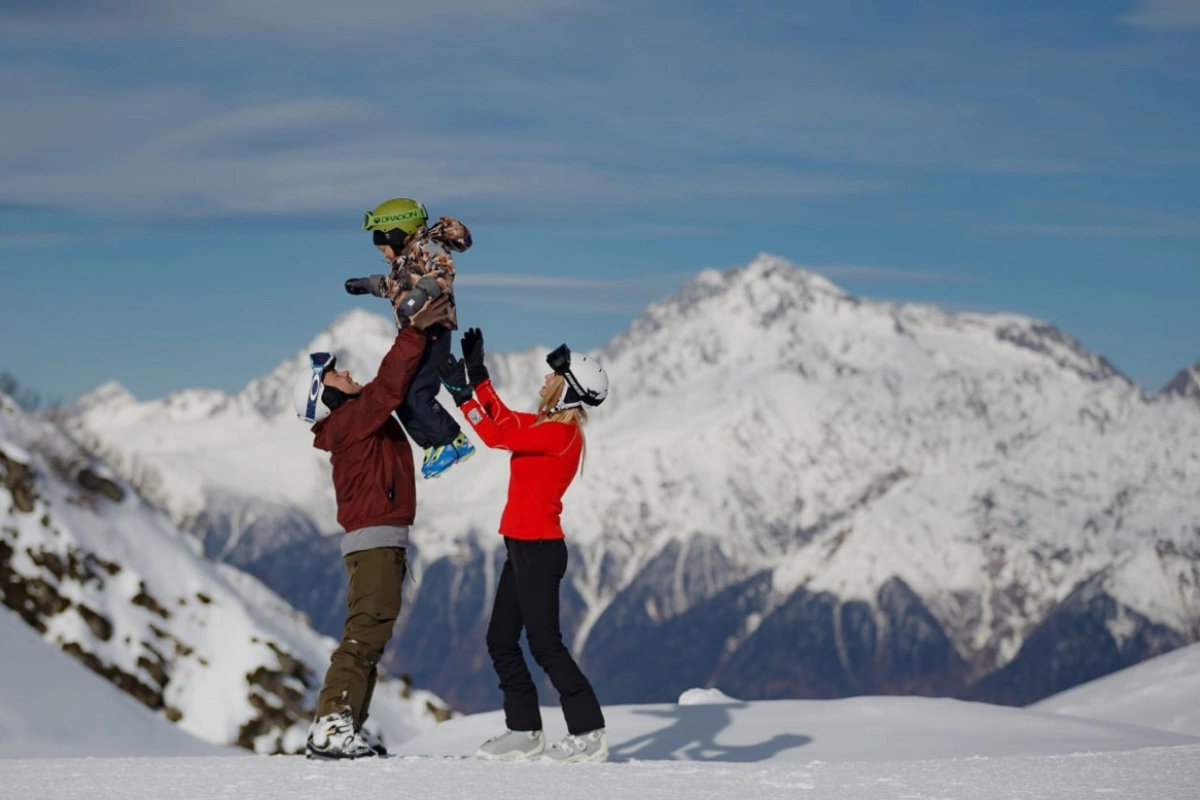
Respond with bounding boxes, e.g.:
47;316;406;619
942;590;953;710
346;198;475;479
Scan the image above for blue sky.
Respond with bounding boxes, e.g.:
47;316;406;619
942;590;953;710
0;0;1197;404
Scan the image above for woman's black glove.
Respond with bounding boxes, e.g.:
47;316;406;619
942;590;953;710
461;327;490;386
438;354;473;406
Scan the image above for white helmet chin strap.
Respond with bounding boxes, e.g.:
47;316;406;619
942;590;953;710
551;382;582;413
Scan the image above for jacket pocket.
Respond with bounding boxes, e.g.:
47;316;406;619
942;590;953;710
382;458;395;503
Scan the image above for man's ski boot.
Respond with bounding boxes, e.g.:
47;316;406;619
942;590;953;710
421;432;476;479
359;726;387;756
305;711;378;760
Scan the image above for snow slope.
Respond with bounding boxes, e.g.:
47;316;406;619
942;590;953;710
1031;641;1200;735
0;392;450;753
65;255;1200;709
1;693;1197;799
0;607;228;759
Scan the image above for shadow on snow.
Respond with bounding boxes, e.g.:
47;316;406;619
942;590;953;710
609;704;812;763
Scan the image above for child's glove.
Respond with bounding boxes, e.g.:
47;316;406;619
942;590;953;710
394;275;445;322
438;354;473;406
344;274;390;298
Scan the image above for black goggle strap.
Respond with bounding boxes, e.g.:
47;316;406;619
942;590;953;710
562;370;585;397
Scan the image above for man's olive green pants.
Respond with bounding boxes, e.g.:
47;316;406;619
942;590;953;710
315;546;407;726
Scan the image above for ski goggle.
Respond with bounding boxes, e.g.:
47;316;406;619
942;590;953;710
310;352;336;373
303;352;337;423
546;343;571;374
546;344;594;408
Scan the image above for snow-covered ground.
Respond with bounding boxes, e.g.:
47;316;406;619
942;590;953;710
1033;641;1200;735
2;693;1197;799
6;640;1200;798
2;746;1197;800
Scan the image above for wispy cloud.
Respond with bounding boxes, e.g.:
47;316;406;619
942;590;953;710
466;292;656;314
0;0;581;38
0;0;1196;232
809;264;970;282
456;264;966;313
458;274;690;291
981;214;1200;238
0;232;67;246
1120;0;1200;30
0;61;882;223
583;223;727;238
455;271;694;312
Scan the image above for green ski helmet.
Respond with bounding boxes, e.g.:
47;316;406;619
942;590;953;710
363;198;428;234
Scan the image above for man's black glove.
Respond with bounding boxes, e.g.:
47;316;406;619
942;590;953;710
345;274;389;297
438;353;473;406
461;327;489;386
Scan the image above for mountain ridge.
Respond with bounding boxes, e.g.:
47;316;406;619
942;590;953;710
62;254;1200;711
1162;358;1200;402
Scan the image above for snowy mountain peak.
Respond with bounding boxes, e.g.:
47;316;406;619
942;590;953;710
1162;358;1200;402
987;318;1125;384
72;380;230;428
741;252;849;298
668;252;848;319
73;381;137;415
316;308;398;354
157;389;231;420
605;254;855;369
237;309;398;419
604;254;1125;400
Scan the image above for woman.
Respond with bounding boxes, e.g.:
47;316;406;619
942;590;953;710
439;328;610;763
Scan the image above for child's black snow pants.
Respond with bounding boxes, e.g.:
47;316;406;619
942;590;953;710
396;325;461;449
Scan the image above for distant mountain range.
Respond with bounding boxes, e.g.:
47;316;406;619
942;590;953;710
60;254;1200;712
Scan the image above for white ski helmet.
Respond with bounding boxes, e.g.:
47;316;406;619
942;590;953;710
547;344;609;409
292;352;339;425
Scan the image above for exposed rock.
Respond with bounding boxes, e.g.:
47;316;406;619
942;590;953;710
77;467;125;502
1;449;37;513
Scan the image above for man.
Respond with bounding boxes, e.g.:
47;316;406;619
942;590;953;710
291;295;452;760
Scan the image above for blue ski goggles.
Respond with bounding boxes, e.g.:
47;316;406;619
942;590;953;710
310;352;337;373
303;352;337;423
